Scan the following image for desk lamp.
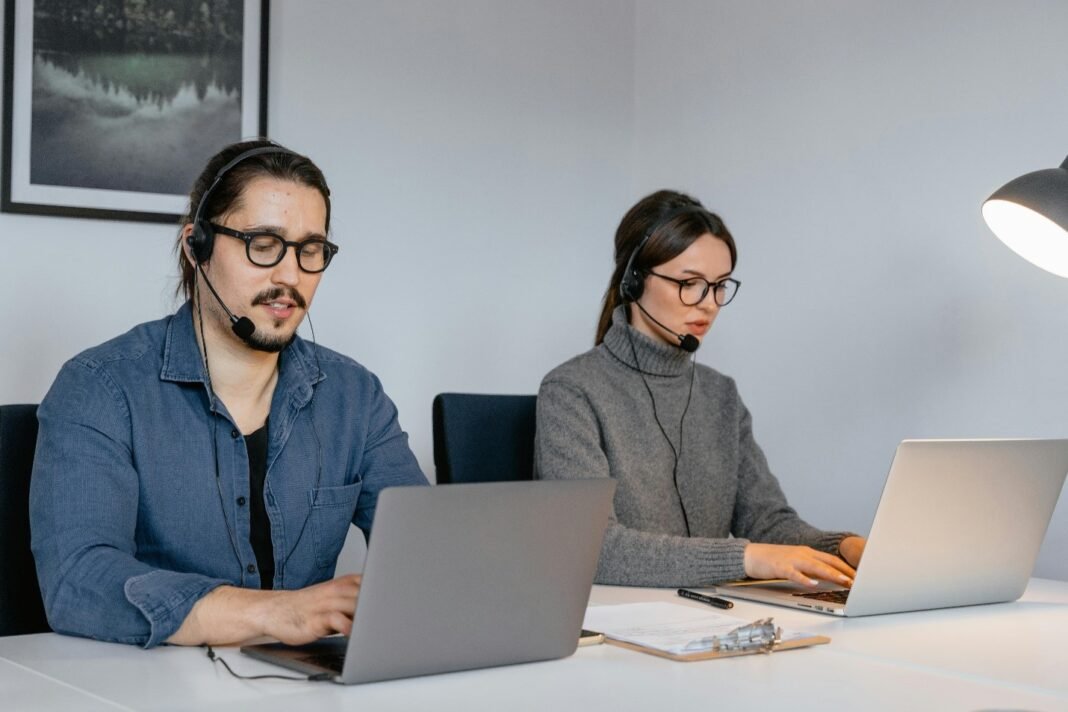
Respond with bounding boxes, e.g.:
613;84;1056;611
983;155;1068;276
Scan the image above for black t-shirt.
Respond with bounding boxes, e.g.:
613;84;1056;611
245;421;274;590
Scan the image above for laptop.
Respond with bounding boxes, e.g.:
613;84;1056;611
242;478;615;683
712;439;1068;617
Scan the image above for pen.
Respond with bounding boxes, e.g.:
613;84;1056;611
677;588;734;609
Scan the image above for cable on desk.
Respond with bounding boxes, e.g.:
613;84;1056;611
203;645;334;682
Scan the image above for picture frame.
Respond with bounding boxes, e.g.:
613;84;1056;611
1;0;269;223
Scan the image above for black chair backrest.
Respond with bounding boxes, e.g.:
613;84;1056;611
432;393;537;484
0;404;50;636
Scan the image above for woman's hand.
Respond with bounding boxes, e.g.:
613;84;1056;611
743;543;856;588
837;536;866;568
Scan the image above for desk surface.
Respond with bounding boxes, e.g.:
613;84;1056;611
2;579;1066;712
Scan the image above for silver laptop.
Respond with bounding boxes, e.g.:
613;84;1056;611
712;439;1068;617
242;479;615;683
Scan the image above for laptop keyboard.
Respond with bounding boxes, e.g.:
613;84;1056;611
298;652;345;673
793;589;850;604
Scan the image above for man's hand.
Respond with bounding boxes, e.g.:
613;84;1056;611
167;574;362;646
261;574;362;645
743;543;856;588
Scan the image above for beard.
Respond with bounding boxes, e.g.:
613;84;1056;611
244;329;297;353
239;286;308;352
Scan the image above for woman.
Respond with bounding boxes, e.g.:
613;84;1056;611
535;190;864;588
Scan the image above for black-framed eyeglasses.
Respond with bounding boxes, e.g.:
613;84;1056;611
210;223;339;274
648;271;741;306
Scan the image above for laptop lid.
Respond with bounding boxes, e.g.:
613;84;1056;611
716;439;1068;616
245;479;615;683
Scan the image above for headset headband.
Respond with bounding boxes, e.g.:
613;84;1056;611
619;204;709;302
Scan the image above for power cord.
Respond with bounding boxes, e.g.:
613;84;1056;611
203;645;335;682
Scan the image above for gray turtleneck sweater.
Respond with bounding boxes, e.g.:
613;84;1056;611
535;306;851;587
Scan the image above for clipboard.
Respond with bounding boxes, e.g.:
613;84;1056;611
583;602;829;662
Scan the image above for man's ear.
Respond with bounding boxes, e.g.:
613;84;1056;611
180;224;199;265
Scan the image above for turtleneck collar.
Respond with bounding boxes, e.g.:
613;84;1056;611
601;304;693;377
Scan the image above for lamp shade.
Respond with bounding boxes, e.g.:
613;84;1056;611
982;155;1068;277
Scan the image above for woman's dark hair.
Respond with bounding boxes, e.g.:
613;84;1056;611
175;138;332;300
595;189;737;344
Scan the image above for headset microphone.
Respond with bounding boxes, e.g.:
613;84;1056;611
185;145;297;344
633;300;700;353
195;262;256;340
184;144;296;345
618;204;711;354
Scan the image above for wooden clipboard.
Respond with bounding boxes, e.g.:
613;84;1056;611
583;602;830;662
603;632;831;661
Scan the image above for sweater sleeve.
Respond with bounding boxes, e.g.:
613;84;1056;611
729;389;853;555
535;378;749;587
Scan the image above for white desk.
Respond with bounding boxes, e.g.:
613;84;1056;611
2;580;1066;711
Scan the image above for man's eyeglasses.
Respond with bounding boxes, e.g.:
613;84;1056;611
648;271;741;307
211;223;339;274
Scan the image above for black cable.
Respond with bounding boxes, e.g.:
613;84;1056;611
203;645;335;682
194;271;247;585
623;323;697;537
193;271;326;588
278;311;324;583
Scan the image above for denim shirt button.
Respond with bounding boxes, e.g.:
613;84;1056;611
231;429;240;439
247;564;256;574
236;496;246;506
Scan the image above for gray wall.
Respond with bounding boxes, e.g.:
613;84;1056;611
3;1;1066;579
630;0;1068;579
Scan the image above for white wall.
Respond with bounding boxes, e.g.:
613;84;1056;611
631;0;1068;579
4;1;1067;581
1;0;635;451
0;1;636;570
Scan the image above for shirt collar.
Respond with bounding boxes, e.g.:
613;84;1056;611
602;304;693;377
160;301;326;395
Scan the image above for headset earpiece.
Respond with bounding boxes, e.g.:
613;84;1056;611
619;232;651;303
188;219;215;264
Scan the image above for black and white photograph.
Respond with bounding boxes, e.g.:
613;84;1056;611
2;0;267;221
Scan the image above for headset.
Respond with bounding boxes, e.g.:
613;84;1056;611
186;143;326;588
619;203;729;303
619;204;714;353
187;145;297;264
186;145;299;341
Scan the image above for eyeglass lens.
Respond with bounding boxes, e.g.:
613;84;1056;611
679;279;738;306
247;234;331;272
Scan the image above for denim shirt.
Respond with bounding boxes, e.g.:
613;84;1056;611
30;302;428;648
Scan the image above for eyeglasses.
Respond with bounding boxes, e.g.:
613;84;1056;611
648;271;741;306
210;223;339;274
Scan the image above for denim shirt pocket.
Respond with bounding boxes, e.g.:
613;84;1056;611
309;482;363;569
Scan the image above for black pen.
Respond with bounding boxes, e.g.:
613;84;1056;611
677;588;733;609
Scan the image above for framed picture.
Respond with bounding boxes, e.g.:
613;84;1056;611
2;0;269;223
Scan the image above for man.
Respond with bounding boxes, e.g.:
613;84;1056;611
30;140;428;648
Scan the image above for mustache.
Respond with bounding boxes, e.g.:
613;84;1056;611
252;287;307;310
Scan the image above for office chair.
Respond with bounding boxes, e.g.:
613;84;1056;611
432;393;537;484
0;404;50;636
